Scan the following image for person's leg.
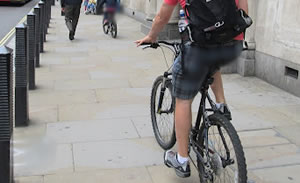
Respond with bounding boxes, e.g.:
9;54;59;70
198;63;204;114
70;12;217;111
164;97;193;178
211;70;226;104
72;5;81;36
64;5;73;32
175;98;193;158
211;70;232;120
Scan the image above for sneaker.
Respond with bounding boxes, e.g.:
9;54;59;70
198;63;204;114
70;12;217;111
164;150;191;178
69;31;74;40
217;103;232;120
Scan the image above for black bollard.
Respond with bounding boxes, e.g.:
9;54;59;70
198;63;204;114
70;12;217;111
38;1;45;52
49;0;51;21
27;12;36;90
48;0;52;26
47;0;50;26
0;46;14;183
15;23;29;127
42;0;48;34
34;5;41;67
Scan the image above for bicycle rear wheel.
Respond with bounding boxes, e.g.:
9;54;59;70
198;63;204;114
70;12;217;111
150;76;176;150
197;113;247;183
102;18;109;34
103;24;109;34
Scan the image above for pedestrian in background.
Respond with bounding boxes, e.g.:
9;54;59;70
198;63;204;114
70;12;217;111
84;0;89;13
61;0;83;40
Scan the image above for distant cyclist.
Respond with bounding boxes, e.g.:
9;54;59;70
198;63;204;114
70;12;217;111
136;0;251;178
97;0;119;25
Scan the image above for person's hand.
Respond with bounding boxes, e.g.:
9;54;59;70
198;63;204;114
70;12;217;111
135;35;157;47
61;7;65;12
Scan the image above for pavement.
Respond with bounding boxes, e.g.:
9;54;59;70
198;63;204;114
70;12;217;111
11;3;300;183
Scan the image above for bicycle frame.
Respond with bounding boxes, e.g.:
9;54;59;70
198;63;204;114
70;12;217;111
189;77;216;168
189;76;234;180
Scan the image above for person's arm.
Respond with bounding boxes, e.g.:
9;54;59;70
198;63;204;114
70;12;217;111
239;0;248;14
135;2;176;45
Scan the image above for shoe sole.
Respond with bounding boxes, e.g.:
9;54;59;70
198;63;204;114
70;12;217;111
175;169;190;178
164;151;191;178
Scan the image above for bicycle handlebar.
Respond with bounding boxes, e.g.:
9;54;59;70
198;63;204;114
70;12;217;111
140;41;180;49
141;40;249;51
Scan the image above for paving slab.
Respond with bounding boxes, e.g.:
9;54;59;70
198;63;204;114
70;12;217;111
31;80;55;93
29;105;58;124
29;90;97;106
40;55;70;65
73;138;163;171
131;116;154;138
44;167;153;183
50;63;98;72
227;92;300;110
15;176;44;183
47;118;139;143
58;103;150;121
275;124;300;147
249;165;300;183
273;105;300;124
96;88;151;104
147;165;200;183
230;107;297;131
244;144;300;170
54;78;130;91
36;70;90;82
14;143;73;177
238;129;290;148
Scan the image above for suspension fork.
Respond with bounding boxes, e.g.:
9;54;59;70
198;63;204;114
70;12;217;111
157;72;170;114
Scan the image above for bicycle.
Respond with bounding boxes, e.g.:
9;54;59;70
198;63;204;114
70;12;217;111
102;10;117;38
141;41;248;183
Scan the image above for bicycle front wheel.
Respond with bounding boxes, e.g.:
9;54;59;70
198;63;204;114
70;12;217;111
111;21;117;38
150;76;176;150
197;113;247;183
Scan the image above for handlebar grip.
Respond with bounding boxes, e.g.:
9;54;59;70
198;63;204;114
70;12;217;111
140;42;159;48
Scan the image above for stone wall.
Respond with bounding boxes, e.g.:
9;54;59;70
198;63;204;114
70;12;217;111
253;0;300;96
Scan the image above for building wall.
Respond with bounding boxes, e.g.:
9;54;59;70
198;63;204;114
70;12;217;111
255;0;300;65
253;0;300;96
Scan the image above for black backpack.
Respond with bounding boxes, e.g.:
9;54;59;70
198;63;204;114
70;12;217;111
184;0;253;45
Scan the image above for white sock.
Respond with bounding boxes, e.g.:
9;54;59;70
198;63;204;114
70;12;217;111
216;103;222;109
177;153;189;164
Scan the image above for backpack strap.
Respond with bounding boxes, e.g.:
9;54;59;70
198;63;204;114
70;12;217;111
184;0;191;20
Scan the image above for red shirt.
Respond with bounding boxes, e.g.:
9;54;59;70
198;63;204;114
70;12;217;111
164;0;243;40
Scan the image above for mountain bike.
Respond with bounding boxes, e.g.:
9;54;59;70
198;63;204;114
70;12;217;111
141;41;247;183
102;10;117;38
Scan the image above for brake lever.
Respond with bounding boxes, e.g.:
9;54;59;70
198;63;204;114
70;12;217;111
142;46;151;50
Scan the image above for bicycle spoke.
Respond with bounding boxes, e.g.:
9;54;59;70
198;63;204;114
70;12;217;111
155;82;174;143
206;125;238;183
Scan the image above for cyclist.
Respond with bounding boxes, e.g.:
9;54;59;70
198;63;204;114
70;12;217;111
135;0;249;178
97;0;119;25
